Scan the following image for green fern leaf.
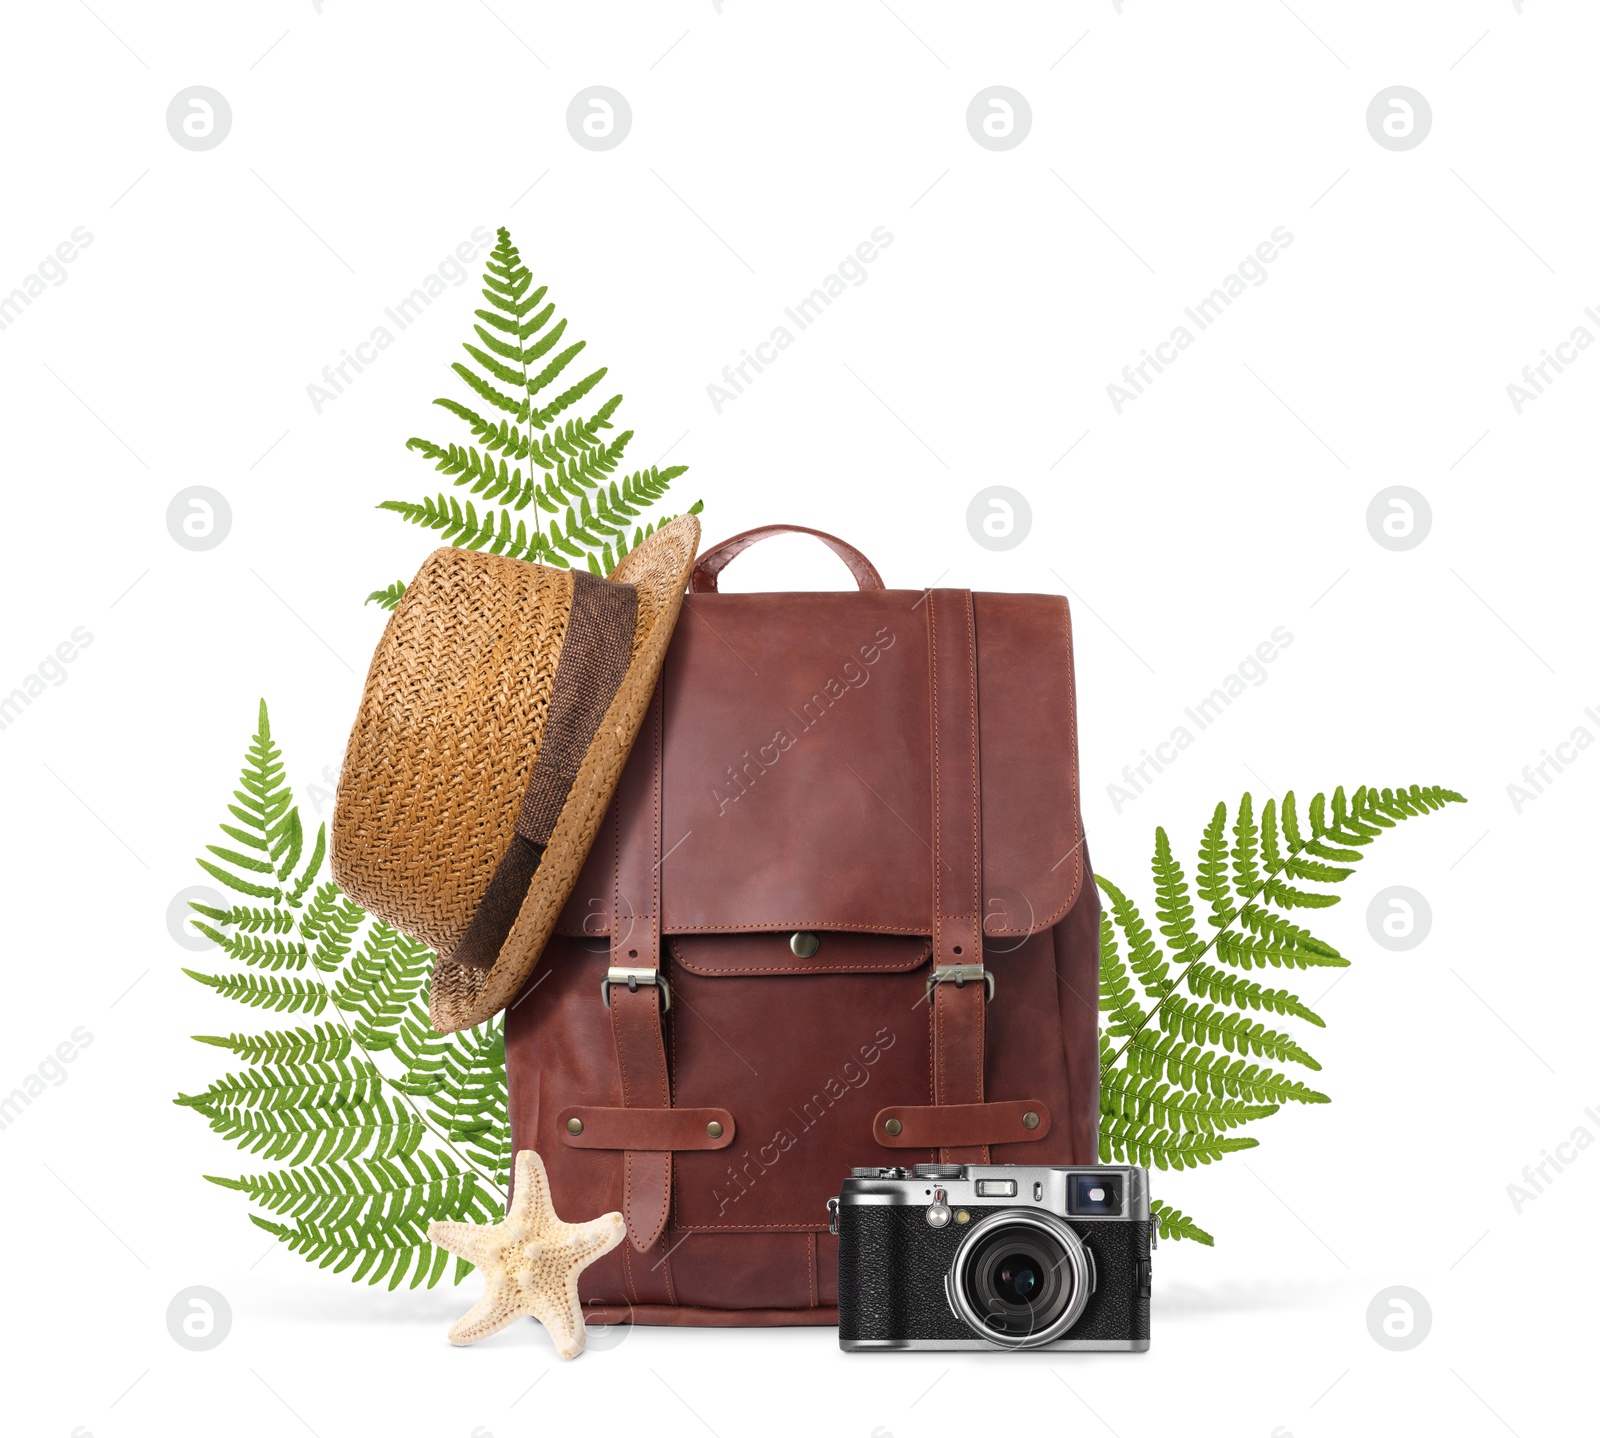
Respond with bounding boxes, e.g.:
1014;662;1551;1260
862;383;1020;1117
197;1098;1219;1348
1151;827;1201;959
1126;1030;1329;1106
176;1058;386;1112
183;968;327;1014
1157;994;1320;1069
1097;876;1172;1000
192;1023;353;1066
1101;1067;1279;1135
184;1094;424;1165
1184;960;1325;1026
1150;1198;1214;1245
1098;913;1143;1037
331;926;432;1047
1099;1112;1258;1171
374;226;692;595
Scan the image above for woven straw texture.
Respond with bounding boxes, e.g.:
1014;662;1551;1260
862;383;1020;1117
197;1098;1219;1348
331;514;699;1033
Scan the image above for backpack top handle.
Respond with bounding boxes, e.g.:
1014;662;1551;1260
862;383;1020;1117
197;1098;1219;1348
688;524;886;593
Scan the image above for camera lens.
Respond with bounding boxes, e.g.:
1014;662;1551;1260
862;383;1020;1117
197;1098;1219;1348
948;1211;1093;1349
965;1230;1071;1336
996;1255;1041;1301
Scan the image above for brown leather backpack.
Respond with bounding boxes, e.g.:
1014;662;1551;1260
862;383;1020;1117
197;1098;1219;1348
505;524;1100;1326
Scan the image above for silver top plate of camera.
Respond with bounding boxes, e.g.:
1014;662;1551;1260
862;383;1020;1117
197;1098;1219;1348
838;1163;1149;1222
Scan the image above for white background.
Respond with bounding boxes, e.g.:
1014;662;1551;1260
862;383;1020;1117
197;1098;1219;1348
1;2;1594;1435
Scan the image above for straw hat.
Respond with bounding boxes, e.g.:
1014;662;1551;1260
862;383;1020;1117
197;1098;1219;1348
331;515;699;1033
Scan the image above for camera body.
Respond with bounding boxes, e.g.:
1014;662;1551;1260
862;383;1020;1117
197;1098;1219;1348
831;1163;1152;1351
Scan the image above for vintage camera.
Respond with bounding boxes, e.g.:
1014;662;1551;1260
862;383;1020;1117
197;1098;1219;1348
830;1163;1152;1351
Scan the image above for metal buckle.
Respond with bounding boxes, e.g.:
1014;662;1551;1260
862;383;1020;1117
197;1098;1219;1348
600;966;671;1012
927;962;994;1002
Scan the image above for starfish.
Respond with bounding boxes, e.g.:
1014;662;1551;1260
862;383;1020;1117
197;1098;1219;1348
428;1149;624;1360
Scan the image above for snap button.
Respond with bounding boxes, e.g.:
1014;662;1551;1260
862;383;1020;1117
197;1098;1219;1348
1021;1111;1040;1130
566;1117;584;1135
884;1117;903;1137
706;1120;724;1138
789;932;820;958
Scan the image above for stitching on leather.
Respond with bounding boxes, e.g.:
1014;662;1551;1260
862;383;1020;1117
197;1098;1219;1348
668;935;932;975
567;595;1088;942
621;1221;639;1303
929;592;943;965
808;1232;817;1307
660;1230;678;1306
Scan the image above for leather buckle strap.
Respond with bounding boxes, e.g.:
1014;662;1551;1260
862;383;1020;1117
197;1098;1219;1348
558;1106;734;1151
607;682;675;1271
927;963;994;1003
926;588;989;1164
601;967;672;1011
873;1100;1051;1150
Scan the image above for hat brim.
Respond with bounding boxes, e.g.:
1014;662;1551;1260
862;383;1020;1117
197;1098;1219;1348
427;514;699;1033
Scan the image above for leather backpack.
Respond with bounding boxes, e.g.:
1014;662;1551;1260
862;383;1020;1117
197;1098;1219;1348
505;524;1100;1326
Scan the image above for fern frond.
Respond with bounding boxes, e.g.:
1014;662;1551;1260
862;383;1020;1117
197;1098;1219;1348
247;1169;490;1290
184;1094;424;1166
1098;913;1143;1037
1231;792;1262;900
366;580;406;610
1184;961;1325;1026
1098;1112;1258;1171
423;1019;511;1185
1213;931;1349;972
1156;994;1320;1069
1102;1067;1279;1135
331;926;432;1046
176;1058;385;1112
192;1023;353;1066
190;926;307;971
1151;828;1201;959
1125;1030;1329;1106
1150;1198;1214;1245
183;968;327;1014
193;901;294;935
373;225;691;595
1097;876;1172;1001
1196;802;1234;927
301;885;365;972
206;1151;496;1238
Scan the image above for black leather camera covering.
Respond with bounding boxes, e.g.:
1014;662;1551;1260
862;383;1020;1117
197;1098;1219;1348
837;1203;1150;1344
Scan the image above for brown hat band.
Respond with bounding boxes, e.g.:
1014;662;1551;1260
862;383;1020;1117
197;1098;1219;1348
448;569;640;971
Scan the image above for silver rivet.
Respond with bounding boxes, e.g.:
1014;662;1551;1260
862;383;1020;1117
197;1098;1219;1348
790;931;820;958
1021;1111;1039;1130
884;1118;903;1137
566;1117;584;1135
706;1120;724;1138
